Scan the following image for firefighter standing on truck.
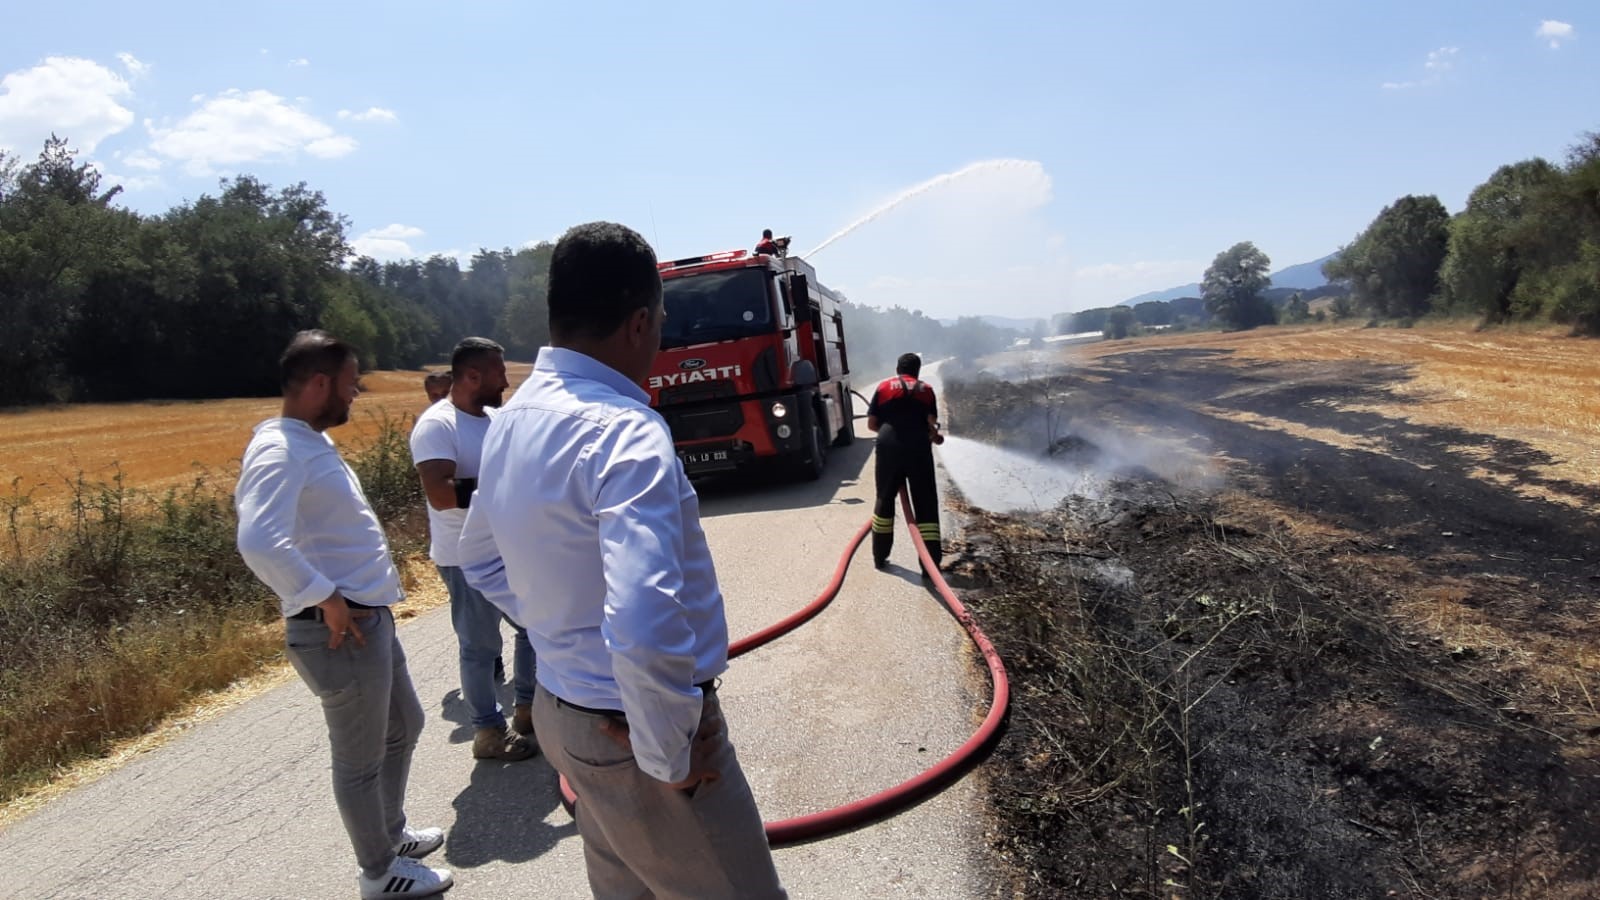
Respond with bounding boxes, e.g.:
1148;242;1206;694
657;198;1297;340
867;352;944;576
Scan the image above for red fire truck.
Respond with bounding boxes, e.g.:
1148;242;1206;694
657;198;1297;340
648;245;854;479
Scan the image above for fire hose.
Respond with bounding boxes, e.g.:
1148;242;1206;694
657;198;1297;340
557;489;1012;846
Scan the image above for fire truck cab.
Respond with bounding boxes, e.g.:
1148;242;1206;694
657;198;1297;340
648;247;853;480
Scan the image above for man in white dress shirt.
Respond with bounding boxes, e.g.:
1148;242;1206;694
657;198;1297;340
236;330;452;899
459;223;786;899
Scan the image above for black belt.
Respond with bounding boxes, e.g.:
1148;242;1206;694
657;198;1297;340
288;600;381;622
557;679;719;717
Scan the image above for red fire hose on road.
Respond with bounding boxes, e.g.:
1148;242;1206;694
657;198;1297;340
557;490;1012;846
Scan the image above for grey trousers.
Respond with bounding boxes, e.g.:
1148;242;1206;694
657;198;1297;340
285;607;425;879
532;682;786;900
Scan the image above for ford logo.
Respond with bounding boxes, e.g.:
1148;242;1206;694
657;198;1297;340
679;359;707;371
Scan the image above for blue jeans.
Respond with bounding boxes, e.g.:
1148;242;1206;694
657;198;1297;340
285;607;425;879
437;565;535;730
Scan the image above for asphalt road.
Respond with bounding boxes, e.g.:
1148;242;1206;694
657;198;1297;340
1;423;992;899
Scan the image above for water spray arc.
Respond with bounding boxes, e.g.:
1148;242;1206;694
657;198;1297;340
802;159;1041;259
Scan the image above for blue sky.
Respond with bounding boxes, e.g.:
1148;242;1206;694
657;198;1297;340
2;1;1595;319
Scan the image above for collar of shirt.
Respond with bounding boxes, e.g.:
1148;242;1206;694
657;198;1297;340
535;346;650;405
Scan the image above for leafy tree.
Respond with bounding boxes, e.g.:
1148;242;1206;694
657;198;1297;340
1132;300;1174;326
1202;241;1274;330
1324;195;1450;319
1439;160;1561;321
1282;292;1312;323
1103;306;1136;339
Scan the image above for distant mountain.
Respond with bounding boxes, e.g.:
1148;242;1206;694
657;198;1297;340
1268;252;1337;290
1116;253;1337;307
936;314;1046;333
1121;282;1203;306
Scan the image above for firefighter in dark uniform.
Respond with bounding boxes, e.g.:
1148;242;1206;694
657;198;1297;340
867;352;944;575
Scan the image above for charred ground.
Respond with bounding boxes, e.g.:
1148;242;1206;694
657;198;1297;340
944;347;1600;899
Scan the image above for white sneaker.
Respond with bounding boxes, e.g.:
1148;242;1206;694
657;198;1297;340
395;825;445;859
358;856;453;898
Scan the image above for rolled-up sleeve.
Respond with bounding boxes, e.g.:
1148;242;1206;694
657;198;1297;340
593;411;701;783
235;442;336;617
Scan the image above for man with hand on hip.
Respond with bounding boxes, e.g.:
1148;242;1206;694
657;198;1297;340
459;222;786;899
235;330;451;899
410;336;538;761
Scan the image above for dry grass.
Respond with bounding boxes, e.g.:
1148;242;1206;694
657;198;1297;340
0;363;534;509
0;547;448;828
1068;322;1600;494
0;368;494;823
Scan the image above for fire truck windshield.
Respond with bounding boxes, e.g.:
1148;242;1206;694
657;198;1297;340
660;268;775;349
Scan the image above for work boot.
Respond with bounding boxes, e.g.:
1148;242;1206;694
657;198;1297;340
512;703;534;737
472;725;538;761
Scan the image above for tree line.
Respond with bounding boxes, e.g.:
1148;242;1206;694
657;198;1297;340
1052;127;1600;337
0;136;550;404
0;137;1023;406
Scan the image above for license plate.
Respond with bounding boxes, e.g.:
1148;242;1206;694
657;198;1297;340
680;449;730;465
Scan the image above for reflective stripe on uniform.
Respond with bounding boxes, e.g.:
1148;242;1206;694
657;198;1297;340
917;522;942;540
871;514;894;534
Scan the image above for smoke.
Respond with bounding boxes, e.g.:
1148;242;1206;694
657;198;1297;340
925;359;1221;514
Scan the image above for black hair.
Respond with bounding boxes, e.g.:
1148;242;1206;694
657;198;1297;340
547;222;662;341
762;228;773;239
424;370;452;385
896;352;922;377
280;330;356;392
450;337;505;376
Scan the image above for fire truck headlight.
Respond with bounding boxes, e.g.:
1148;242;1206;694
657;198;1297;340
776;424;792;439
770;402;788;419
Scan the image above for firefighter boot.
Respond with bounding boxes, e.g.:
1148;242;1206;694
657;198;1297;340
872;514;894;569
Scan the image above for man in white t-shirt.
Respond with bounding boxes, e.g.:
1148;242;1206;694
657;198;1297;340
410;337;537;761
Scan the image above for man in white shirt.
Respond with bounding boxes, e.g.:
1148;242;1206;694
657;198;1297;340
459;222;786;899
235;330;452;899
410;336;537;761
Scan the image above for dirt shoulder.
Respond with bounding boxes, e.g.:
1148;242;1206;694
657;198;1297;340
946;340;1600;898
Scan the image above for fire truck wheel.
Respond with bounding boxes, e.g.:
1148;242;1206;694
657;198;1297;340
799;414;827;481
833;391;856;448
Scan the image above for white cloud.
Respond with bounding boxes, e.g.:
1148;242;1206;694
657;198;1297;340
802;159;1086;317
0;56;134;155
337;107;398;123
352;224;426;260
118;149;162;171
1381;46;1458;90
115;52;150;78
1073;260;1204;284
1537;20;1575;49
288;58;310;68
306;135;358;157
99;171;161;192
146;89;357;175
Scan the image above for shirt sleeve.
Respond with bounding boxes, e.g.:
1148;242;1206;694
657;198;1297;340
592;410;702;783
866;381;884;418
409;411;455;465
234;440;337;618
458;495;519;623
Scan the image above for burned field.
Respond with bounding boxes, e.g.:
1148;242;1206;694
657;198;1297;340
944;347;1600;899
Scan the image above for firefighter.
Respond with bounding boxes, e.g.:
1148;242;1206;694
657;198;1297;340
867;352;945;576
755;228;780;255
